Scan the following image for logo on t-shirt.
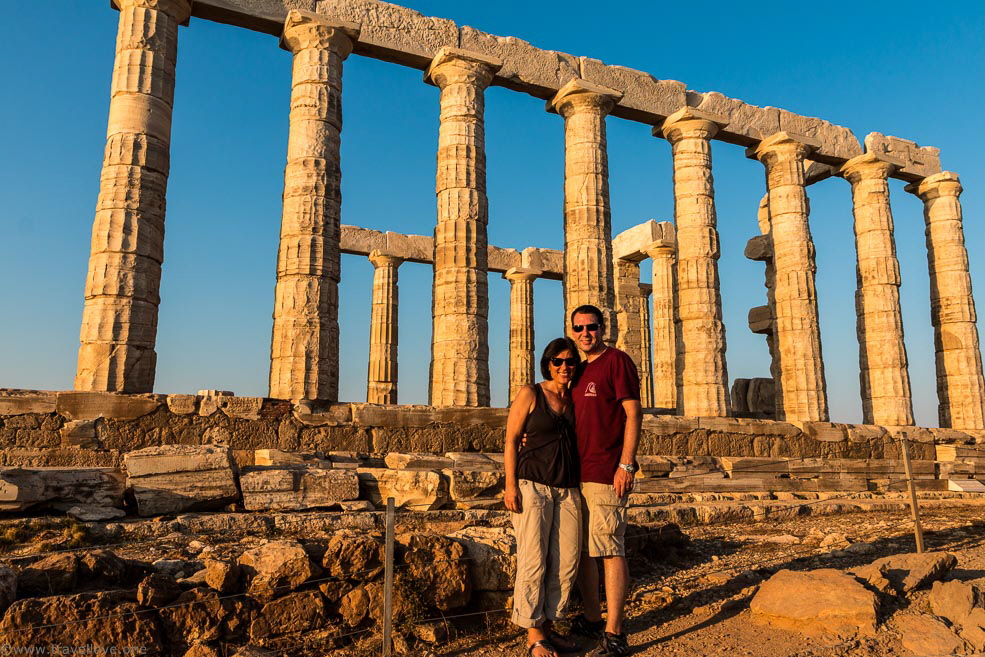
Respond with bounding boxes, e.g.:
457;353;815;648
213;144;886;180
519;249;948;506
584;382;597;397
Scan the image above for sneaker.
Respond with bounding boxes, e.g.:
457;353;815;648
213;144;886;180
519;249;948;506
570;613;605;639
595;631;630;657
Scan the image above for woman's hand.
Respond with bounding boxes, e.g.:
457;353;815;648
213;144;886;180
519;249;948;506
504;485;522;513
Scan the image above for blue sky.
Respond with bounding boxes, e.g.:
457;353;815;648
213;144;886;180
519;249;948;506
1;1;983;426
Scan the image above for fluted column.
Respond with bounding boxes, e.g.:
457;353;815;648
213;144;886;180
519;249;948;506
638;283;654;407
549;79;622;344
425;48;502;406
841;154;914;426
504;268;539;402
748;132;828;422
367;251;403;405
658;108;730;416
75;0;192;393
906;172;985;429
643;242;677;410
615;258;648;386
269;12;358;401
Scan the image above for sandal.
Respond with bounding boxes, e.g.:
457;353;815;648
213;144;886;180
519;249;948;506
548;630;581;653
527;639;558;657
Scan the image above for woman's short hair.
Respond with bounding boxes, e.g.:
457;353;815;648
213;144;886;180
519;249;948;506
540;337;579;380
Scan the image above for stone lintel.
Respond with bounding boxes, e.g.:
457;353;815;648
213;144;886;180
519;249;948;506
804;160;838;186
746;131;822;160
839;152;905;179
112;0;193;24
654;106;729;137
424;46;503;85
503;267;542;282
639;282;652;296
865;132;942;182
279;10;360;52
748;306;773;335
546;78;623;114
613;220;675;261
904;171;961;197
744;235;773;262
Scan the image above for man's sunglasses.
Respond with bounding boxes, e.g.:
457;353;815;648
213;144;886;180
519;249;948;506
550;357;578;367
572;323;600;333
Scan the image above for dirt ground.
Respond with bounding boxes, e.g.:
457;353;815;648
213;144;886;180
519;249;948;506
435;505;985;657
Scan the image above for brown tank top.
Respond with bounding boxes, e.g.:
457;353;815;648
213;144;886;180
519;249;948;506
516;384;579;488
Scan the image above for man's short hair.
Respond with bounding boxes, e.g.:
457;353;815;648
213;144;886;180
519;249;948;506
570;304;604;328
539;337;579;380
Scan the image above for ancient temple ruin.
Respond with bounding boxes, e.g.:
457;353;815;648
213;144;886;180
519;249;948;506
70;0;984;432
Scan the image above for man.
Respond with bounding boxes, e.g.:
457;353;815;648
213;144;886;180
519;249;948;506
568;304;642;657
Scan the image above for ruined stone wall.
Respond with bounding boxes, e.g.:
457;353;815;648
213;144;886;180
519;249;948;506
4;390;982;469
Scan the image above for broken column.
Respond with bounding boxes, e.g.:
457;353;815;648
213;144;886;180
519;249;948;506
907;172;985;429
269;11;359;401
76;0;193;393
840;153;914;426
425;48;502;406
658;108;731;416
549;79;623;344
367;250;403;405
504;268;539;402
639;283;654;407
614;258;647;386
748;133;828;422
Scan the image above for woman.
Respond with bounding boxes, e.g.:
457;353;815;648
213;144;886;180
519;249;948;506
504;337;582;657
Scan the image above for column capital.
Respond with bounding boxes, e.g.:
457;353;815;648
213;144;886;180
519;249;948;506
368;250;404;269
642;240;676;260
547;78;623;118
905;171;962;200
655;107;728;143
112;0;192;22
281;10;360;56
424;47;502;90
504;267;541;283
746;131;821;162
839;152;903;183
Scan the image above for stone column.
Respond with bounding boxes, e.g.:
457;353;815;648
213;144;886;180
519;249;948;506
75;0;192;393
643;242;677;410
748;132;828;422
367;251;403;405
841;153;914;426
638;283;654;407
658;108;730;416
549;79;623;344
504;268;539;401
615;258;646;378
425;48;502;406
269;12;359;401
907;172;985;429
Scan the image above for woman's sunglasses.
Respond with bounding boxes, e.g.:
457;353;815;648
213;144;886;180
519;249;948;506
550;357;578;367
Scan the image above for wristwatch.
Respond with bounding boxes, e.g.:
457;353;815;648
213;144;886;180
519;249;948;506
618;462;638;475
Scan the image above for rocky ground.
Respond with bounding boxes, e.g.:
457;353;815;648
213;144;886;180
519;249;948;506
437;506;985;657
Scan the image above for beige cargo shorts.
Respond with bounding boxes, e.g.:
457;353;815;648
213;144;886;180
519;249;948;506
580;481;628;558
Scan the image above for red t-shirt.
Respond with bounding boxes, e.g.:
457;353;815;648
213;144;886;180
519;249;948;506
572;347;641;485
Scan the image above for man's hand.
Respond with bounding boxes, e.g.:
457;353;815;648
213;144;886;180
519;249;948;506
613;467;634;498
505;485;522;513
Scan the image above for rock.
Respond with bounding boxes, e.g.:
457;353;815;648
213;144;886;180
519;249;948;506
238;540;320;602
0;467;125;512
961;612;985;652
322;531;384;581
820;532;849;548
59;420;98;448
339;585;370;627
181;646;219;657
79;549;127;585
413;620;449;644
340;500;375;512
897;614;965;656
0;592;162;655
204;558;239;594
384;453;454;470
124;445;239;516
177;569;209;589
864;552;958;594
318;579;353;604
230;646;273;657
153;559;195;579
442;469;505;500
0;567;16;614
240;466;359;511
254;449;324;466
402;533;471;610
750;569;878;638
929;579;982;625
158;589;250;646
137;573;181;607
18;553;78;596
250;590;326;640
357;468;449;510
447;526;515;591
58;504;126;521
851;562;895;595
